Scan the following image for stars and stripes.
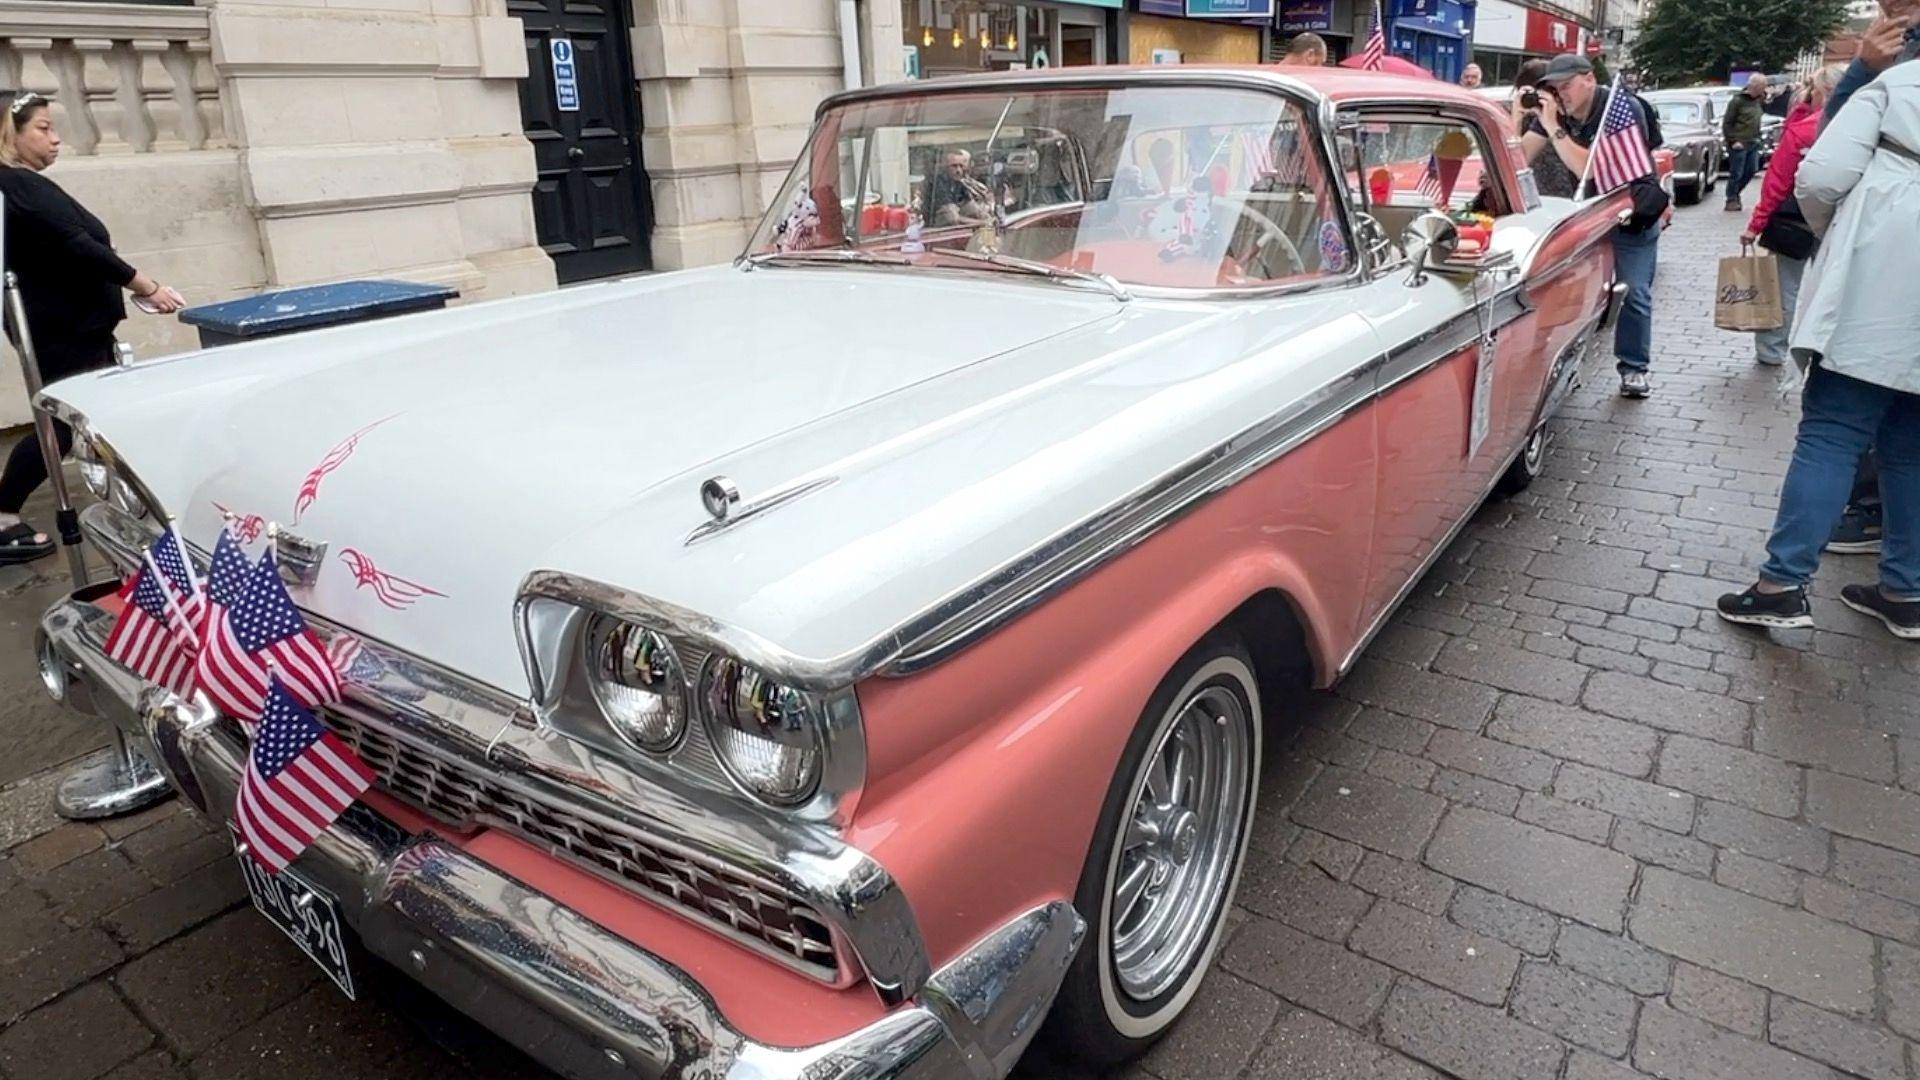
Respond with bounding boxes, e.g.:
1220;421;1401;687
1589;74;1656;195
148;528;205;641
1418;153;1445;204
224;550;343;713
1360;1;1386;71
234;678;373;874
195;527;272;726
104;567;197;695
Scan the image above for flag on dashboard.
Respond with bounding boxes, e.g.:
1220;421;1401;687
195;527;272;725
1589;74;1656;195
1239;130;1275;179
1361;1;1387;71
104;566;196;695
234;678;373;874
218;549;342;713
1418;154;1445;204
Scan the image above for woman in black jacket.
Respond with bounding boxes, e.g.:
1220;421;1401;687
0;91;182;562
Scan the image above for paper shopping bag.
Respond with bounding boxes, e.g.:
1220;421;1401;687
1714;251;1785;332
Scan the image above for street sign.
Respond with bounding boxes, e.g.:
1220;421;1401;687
1186;0;1276;14
550;38;580;112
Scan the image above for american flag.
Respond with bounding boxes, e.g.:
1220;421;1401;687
1240;131;1275;180
104;566;197;695
1361;0;1386;71
1418;153;1445;204
148;528;204;642
234;678;373;874
195;527;271;726
1589;75;1655;195
218;550;342;714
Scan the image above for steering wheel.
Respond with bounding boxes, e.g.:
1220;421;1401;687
1231;201;1306;279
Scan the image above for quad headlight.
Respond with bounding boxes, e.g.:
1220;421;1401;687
700;655;823;806
587;620;689;752
72;428;151;519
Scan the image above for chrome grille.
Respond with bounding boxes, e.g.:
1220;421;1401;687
319;706;840;980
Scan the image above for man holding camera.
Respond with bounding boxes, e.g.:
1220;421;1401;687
1521;54;1664;399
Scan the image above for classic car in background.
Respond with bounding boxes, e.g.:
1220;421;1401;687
34;67;1627;1077
1641;90;1725;205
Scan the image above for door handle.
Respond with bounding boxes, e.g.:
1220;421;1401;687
568;147;585;161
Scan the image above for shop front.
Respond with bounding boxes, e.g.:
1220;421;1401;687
1388;0;1473;82
901;0;1123;78
1128;0;1272;65
1276;0;1355;60
1468;1;1589;85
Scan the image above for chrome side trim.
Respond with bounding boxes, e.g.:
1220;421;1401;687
915;901;1085;1080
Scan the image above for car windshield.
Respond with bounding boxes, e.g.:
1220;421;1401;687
1654;101;1701;124
744;84;1352;291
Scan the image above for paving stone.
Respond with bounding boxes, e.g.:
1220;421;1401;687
1368;749;1440;789
1339;659;1499;731
1565;1050;1652;1080
96;799;182;842
1352;852;1455;916
1137;972;1281;1080
1348;709;1438;755
1800;877;1920;943
1696;801;1831;874
1887;941;1920;1040
1424;730;1557;791
1656;736;1802;819
1220;916;1394;1028
1516;792;1614;845
1509;961;1637;1057
1555;923;1671;995
1767;997;1906;1080
1531;579;1633;615
1634;1003;1837;1080
1433;640;1590;705
1293;727;1376;769
0;983;155;1080
1378;979;1566;1080
1284;828;1365;880
1290;767;1446;861
1369;624;1452;668
38;848;156;925
1247;1006;1442;1080
1753;710;1896;785
1427;807;1636;931
1712;850;1799;906
1555;764;1696;834
1629;868;1874;1015
1486;696;1660;778
0;885;67;965
1237;851;1375;942
189;982;423;1080
1629;596;1702;629
1430;768;1522;815
0;772;64;852
1449;885;1560;957
0;929;124;1024
1613;820;1715;877
1581;672;1749;745
9;822;105;875
1350;901;1521;1006
1803;772;1920;856
1668;962;1766;1038
104;856;249;952
100;1052;189;1080
113;909;322;1056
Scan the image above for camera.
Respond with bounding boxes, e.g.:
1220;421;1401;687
1520;89;1541;110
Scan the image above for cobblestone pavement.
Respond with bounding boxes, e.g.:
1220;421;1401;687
2;198;1917;1080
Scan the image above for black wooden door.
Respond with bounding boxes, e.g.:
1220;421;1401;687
511;0;652;283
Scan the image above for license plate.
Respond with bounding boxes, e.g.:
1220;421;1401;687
231;830;357;1000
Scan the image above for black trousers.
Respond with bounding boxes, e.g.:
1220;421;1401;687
0;339;114;515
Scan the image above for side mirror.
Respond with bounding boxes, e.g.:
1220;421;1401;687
1402;212;1460;284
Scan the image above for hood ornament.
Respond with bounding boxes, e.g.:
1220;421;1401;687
700;476;741;523
687;475;839;545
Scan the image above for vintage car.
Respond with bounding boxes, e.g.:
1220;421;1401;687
1641;90;1725;205
33;66;1627;1077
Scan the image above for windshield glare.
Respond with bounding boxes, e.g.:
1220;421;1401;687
1654;102;1701;124
746;86;1352;290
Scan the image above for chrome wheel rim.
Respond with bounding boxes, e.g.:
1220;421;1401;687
1110;684;1252;1002
1522;427;1546;474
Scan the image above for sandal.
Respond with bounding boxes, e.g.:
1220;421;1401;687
0;522;56;565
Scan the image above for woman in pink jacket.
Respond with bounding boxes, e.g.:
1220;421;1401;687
1742;65;1844;366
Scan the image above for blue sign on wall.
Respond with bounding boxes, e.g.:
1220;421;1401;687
1185;0;1277;16
1278;0;1333;31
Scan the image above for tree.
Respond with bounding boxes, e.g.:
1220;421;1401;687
1633;0;1848;85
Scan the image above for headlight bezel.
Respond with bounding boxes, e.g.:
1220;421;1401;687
585;618;692;754
697;653;829;807
58;407;159;522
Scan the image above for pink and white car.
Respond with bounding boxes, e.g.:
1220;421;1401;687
36;66;1628;1077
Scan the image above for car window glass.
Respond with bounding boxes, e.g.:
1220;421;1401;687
747;86;1352;290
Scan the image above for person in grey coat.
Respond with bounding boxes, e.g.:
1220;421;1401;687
1718;58;1920;640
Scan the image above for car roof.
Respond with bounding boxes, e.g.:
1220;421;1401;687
828;64;1491;111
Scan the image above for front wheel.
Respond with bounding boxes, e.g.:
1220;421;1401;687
1676;179;1702;206
1497;423;1547;496
1036;633;1262;1069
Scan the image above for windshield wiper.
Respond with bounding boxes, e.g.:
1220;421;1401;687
930;248;1132;303
737;249;913;271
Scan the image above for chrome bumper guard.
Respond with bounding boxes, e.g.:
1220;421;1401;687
37;595;1084;1080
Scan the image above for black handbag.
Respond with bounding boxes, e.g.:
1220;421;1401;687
1759;195;1818;260
1619;177;1671;234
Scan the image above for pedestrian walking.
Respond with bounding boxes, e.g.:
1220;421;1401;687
1723;74;1769;211
1740;65;1842;368
0;91;183;563
1717;60;1920;639
1525;55;1663;398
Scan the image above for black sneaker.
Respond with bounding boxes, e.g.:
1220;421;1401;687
1716;583;1813;630
1841;585;1920;640
1620;371;1652;398
1725;198;1743;211
1825;508;1883;555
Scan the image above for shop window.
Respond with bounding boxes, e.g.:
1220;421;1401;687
902;1;1085;79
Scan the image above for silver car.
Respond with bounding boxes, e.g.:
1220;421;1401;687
1641;90;1728;205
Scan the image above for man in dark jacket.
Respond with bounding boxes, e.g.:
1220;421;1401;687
1722;74;1768;211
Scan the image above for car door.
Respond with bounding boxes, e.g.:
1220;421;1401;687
1338;107;1543;631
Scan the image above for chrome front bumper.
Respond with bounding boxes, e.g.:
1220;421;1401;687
38;594;1084;1080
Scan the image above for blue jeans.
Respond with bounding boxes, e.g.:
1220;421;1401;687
1761;366;1920;596
1753;252;1806;365
1612;223;1660;374
1726;145;1762;202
